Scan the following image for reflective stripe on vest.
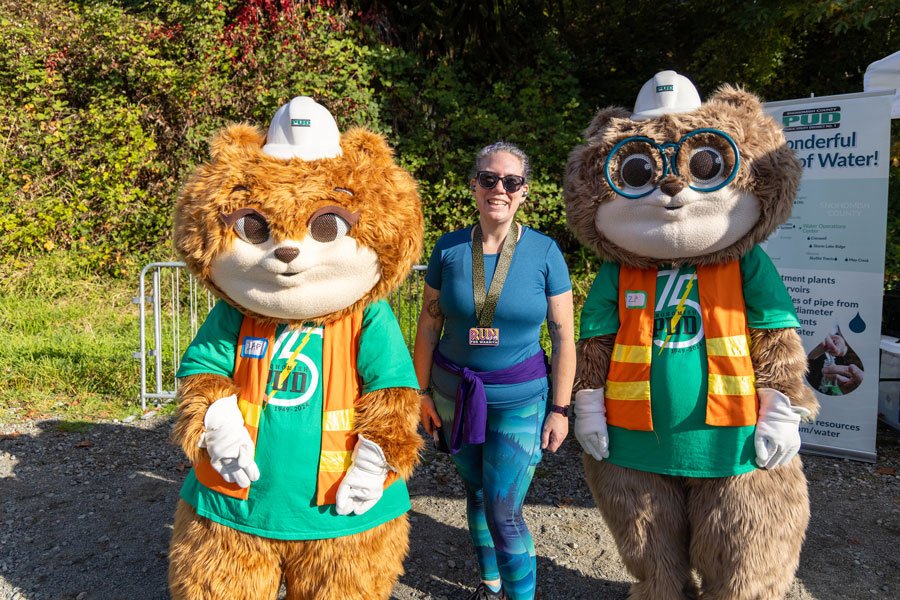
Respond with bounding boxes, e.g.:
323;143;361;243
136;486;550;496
606;262;757;431
194;311;399;505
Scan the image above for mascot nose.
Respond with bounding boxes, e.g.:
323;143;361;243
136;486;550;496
274;247;300;263
659;178;685;197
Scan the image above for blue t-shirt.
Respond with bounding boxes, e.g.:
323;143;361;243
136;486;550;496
425;225;572;404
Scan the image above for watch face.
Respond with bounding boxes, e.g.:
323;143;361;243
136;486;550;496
550;405;568;416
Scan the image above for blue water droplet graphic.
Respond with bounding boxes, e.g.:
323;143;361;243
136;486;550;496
849;312;865;333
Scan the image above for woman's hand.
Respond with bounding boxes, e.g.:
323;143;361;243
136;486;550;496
420;393;442;442
541;411;568;452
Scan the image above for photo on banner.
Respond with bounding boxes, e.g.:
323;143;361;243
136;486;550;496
764;90;893;462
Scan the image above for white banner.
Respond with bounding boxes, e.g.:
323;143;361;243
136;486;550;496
764;90;893;462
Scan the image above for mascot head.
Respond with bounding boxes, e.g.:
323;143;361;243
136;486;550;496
174;97;423;325
564;70;802;268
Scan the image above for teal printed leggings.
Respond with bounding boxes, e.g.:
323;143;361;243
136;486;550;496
434;390;546;600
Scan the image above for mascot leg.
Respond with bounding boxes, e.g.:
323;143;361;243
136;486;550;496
688;458;809;600
282;514;410;600
584;456;698;600
168;499;283;600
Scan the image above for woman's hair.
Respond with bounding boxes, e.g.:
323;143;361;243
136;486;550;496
472;141;531;181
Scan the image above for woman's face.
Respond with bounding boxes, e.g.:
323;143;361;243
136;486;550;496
472;151;528;227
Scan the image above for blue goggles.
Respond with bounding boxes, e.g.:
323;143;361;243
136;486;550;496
603;128;740;199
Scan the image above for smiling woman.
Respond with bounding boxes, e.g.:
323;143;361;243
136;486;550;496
412;141;576;600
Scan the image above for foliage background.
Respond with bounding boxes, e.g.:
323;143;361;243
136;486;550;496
1;0;898;287
0;0;898;419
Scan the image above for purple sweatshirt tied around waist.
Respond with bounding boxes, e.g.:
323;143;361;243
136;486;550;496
432;348;549;454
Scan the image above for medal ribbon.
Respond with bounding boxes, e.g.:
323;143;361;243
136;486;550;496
472;221;519;328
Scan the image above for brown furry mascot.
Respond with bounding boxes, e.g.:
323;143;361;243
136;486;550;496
167;96;423;600
564;71;819;600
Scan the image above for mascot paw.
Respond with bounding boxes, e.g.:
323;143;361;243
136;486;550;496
199;395;260;487
574;389;610;461
335;435;392;515
754;388;810;469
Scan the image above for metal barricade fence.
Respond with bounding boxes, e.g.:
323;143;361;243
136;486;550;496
134;263;427;411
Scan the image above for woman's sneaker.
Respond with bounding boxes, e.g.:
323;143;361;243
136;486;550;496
466;582;506;600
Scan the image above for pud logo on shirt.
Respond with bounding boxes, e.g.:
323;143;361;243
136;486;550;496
240;336;269;359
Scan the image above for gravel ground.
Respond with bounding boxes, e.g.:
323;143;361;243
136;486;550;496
1;413;899;600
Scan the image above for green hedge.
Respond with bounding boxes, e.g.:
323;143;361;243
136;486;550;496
0;0;897;293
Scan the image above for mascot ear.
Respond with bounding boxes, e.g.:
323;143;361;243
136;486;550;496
583;106;631;141
209;123;266;162
340;128;395;165
708;84;763;114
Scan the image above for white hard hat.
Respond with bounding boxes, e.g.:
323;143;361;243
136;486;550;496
631;70;702;120
261;96;342;161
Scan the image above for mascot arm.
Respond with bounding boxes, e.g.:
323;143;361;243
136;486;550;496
750;327;819;418
171;372;240;465
574;334;615;392
352;387;423;480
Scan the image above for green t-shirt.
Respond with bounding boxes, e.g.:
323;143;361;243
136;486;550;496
176;299;419;540
579;245;800;477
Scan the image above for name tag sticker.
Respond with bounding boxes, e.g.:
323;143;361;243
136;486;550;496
625;291;647;309
241;336;269;359
469;327;500;346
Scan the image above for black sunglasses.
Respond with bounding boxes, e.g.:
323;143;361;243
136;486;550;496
475;171;526;193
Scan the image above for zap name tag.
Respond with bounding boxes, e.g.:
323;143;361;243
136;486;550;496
469;327;500;346
625;291;647;309
240;336;269;359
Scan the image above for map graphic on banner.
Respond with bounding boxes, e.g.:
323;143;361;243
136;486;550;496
764;90;893;462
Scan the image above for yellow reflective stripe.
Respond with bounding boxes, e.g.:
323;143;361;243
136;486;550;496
606;380;651;401
612;344;652;364
237;399;261;428
707;335;750;357
708;373;756;396
319;450;353;472
323;409;354;432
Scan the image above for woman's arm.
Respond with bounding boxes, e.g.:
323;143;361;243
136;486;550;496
542;290;576;452
412;283;445;438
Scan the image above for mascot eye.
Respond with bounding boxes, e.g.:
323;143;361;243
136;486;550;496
688;147;725;185
234;213;270;245
309;212;351;242
620;154;656;189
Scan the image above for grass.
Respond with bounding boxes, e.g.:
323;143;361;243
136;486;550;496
0;250;591;426
0;251;146;424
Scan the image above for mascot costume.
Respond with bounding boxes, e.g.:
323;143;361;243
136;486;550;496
564;71;819;600
167;97;424;600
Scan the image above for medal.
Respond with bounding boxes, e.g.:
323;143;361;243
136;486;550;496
470;221;518;347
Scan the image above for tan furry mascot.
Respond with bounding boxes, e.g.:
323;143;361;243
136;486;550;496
167;96;423;600
564;71;819;600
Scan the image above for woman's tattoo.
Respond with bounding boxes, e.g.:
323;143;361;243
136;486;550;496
548;320;562;350
426;297;443;319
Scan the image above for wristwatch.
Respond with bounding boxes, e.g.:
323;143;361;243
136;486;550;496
417;388;432;397
549;404;569;417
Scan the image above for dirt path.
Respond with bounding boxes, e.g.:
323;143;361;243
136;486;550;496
1;415;898;599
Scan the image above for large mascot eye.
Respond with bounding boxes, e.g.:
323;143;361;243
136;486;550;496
688;146;725;185
309;213;351;242
234;213;270;245
620;154;655;189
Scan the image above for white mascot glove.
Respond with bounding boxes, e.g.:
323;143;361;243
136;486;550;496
197;395;260;488
754;388;811;469
574;388;609;461
335;434;393;516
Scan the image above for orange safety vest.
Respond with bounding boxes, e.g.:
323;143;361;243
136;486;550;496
605;261;758;431
194;311;398;505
